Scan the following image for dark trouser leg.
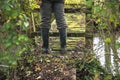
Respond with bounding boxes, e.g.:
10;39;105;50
53;3;67;29
59;28;67;49
41;28;49;49
40;2;52;29
41;28;50;53
53;3;67;53
40;2;52;53
59;28;67;54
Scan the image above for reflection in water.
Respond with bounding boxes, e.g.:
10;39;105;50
93;37;105;66
93;37;120;67
117;37;120;58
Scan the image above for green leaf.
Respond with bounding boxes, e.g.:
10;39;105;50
5;42;12;49
5;4;11;11
10;9;20;18
86;0;94;7
94;5;101;13
116;42;120;49
105;38;111;43
18;35;29;42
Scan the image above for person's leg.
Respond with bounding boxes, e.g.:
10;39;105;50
53;3;67;54
53;3;67;29
59;28;67;50
40;2;52;53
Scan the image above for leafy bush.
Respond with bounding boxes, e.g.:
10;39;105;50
75;54;107;80
0;1;33;79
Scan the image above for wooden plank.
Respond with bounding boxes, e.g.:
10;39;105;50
29;31;85;38
33;3;91;13
49;37;85;51
33;8;91;13
65;8;81;13
33;8;82;13
29;31;93;38
51;48;76;51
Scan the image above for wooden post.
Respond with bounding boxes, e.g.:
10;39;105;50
85;8;94;54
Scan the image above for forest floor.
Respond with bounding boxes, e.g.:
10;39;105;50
16;40;85;80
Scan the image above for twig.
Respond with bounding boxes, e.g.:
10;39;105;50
0;65;9;68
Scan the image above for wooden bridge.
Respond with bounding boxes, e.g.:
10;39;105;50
22;0;93;80
29;0;93;52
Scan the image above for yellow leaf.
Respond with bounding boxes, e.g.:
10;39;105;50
46;60;50;63
21;66;24;70
26;71;32;76
35;66;41;71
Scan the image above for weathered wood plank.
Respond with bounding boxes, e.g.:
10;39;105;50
33;3;91;13
33;8;82;13
30;32;85;38
33;8;91;13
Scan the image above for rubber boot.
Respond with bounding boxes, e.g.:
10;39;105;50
41;28;49;54
59;28;67;54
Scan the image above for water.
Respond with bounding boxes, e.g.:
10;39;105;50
93;36;120;67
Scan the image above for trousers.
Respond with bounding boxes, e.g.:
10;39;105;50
40;2;67;29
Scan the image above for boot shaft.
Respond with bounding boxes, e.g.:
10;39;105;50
41;28;49;49
59;28;67;48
